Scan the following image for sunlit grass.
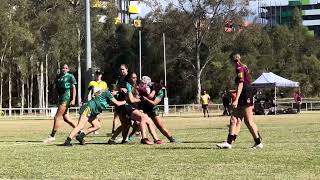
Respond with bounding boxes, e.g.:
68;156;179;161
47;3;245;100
0;112;319;179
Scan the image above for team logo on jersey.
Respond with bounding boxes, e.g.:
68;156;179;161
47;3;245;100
238;72;243;79
247;98;251;103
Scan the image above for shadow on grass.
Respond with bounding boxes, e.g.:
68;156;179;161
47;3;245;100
0;140;43;143
181;140;221;144
85;133;119;137
85;142;141;146
177;127;227;131
55;142;108;146
155;146;253;150
155;146;213;150
174;115;222;118
56;144;70;147
55;142;139;146
85;135;111;138
54;140;224;146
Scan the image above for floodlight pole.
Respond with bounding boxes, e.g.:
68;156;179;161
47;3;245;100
85;0;92;101
85;0;92;71
139;30;142;80
163;33;167;88
163;33;169;114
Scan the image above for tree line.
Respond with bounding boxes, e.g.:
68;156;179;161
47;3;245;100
1;0;320;110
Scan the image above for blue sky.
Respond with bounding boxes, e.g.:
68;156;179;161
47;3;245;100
131;0;292;21
130;0;171;18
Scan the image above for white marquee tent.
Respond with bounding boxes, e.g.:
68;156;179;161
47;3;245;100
252;72;299;88
252;72;300;114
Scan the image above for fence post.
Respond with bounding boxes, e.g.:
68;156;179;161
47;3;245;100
305;102;307;111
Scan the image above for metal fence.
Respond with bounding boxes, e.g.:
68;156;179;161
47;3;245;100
277;101;320;111
0;101;320;119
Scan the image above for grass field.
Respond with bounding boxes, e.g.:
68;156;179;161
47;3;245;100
0;112;319;179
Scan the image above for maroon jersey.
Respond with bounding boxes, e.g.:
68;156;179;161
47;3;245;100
235;64;251;85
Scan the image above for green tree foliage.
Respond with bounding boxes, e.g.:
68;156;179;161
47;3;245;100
140;1;320;103
1;0;320;107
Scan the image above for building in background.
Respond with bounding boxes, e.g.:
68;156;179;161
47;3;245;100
258;0;320;36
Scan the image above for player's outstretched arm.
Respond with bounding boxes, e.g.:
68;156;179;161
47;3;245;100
143;96;161;106
147;90;156;99
87;89;93;101
111;98;126;106
128;92;141;103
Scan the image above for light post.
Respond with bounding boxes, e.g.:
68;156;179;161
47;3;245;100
85;0;92;101
133;18;142;79
139;30;142;80
85;0;92;72
163;33;169;114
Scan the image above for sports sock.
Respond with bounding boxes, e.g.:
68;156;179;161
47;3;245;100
227;134;234;144
254;138;261;145
257;131;262;141
168;136;175;142
81;131;86;136
232;135;238;142
78;132;86;139
50;130;57;137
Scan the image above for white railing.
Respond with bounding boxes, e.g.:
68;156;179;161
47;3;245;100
0;101;320;118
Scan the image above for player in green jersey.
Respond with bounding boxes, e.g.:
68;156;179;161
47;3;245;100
44;64;77;144
139;80;176;143
108;71;163;145
63;89;126;146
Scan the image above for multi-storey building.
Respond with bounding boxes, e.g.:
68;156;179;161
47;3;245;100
258;0;320;35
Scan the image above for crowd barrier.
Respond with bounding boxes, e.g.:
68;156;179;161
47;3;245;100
0;101;320;119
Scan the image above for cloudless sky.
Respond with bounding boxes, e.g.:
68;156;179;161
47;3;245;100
132;0;297;21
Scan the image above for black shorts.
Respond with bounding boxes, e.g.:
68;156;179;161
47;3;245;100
115;105;126;114
139;102;159;118
202;104;208;109
144;107;160;119
144;110;156;119
238;85;253;106
124;104;137;116
231;106;244;119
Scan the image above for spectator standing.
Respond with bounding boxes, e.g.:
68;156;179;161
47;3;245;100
294;91;302;113
222;91;231;116
200;90;210;117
